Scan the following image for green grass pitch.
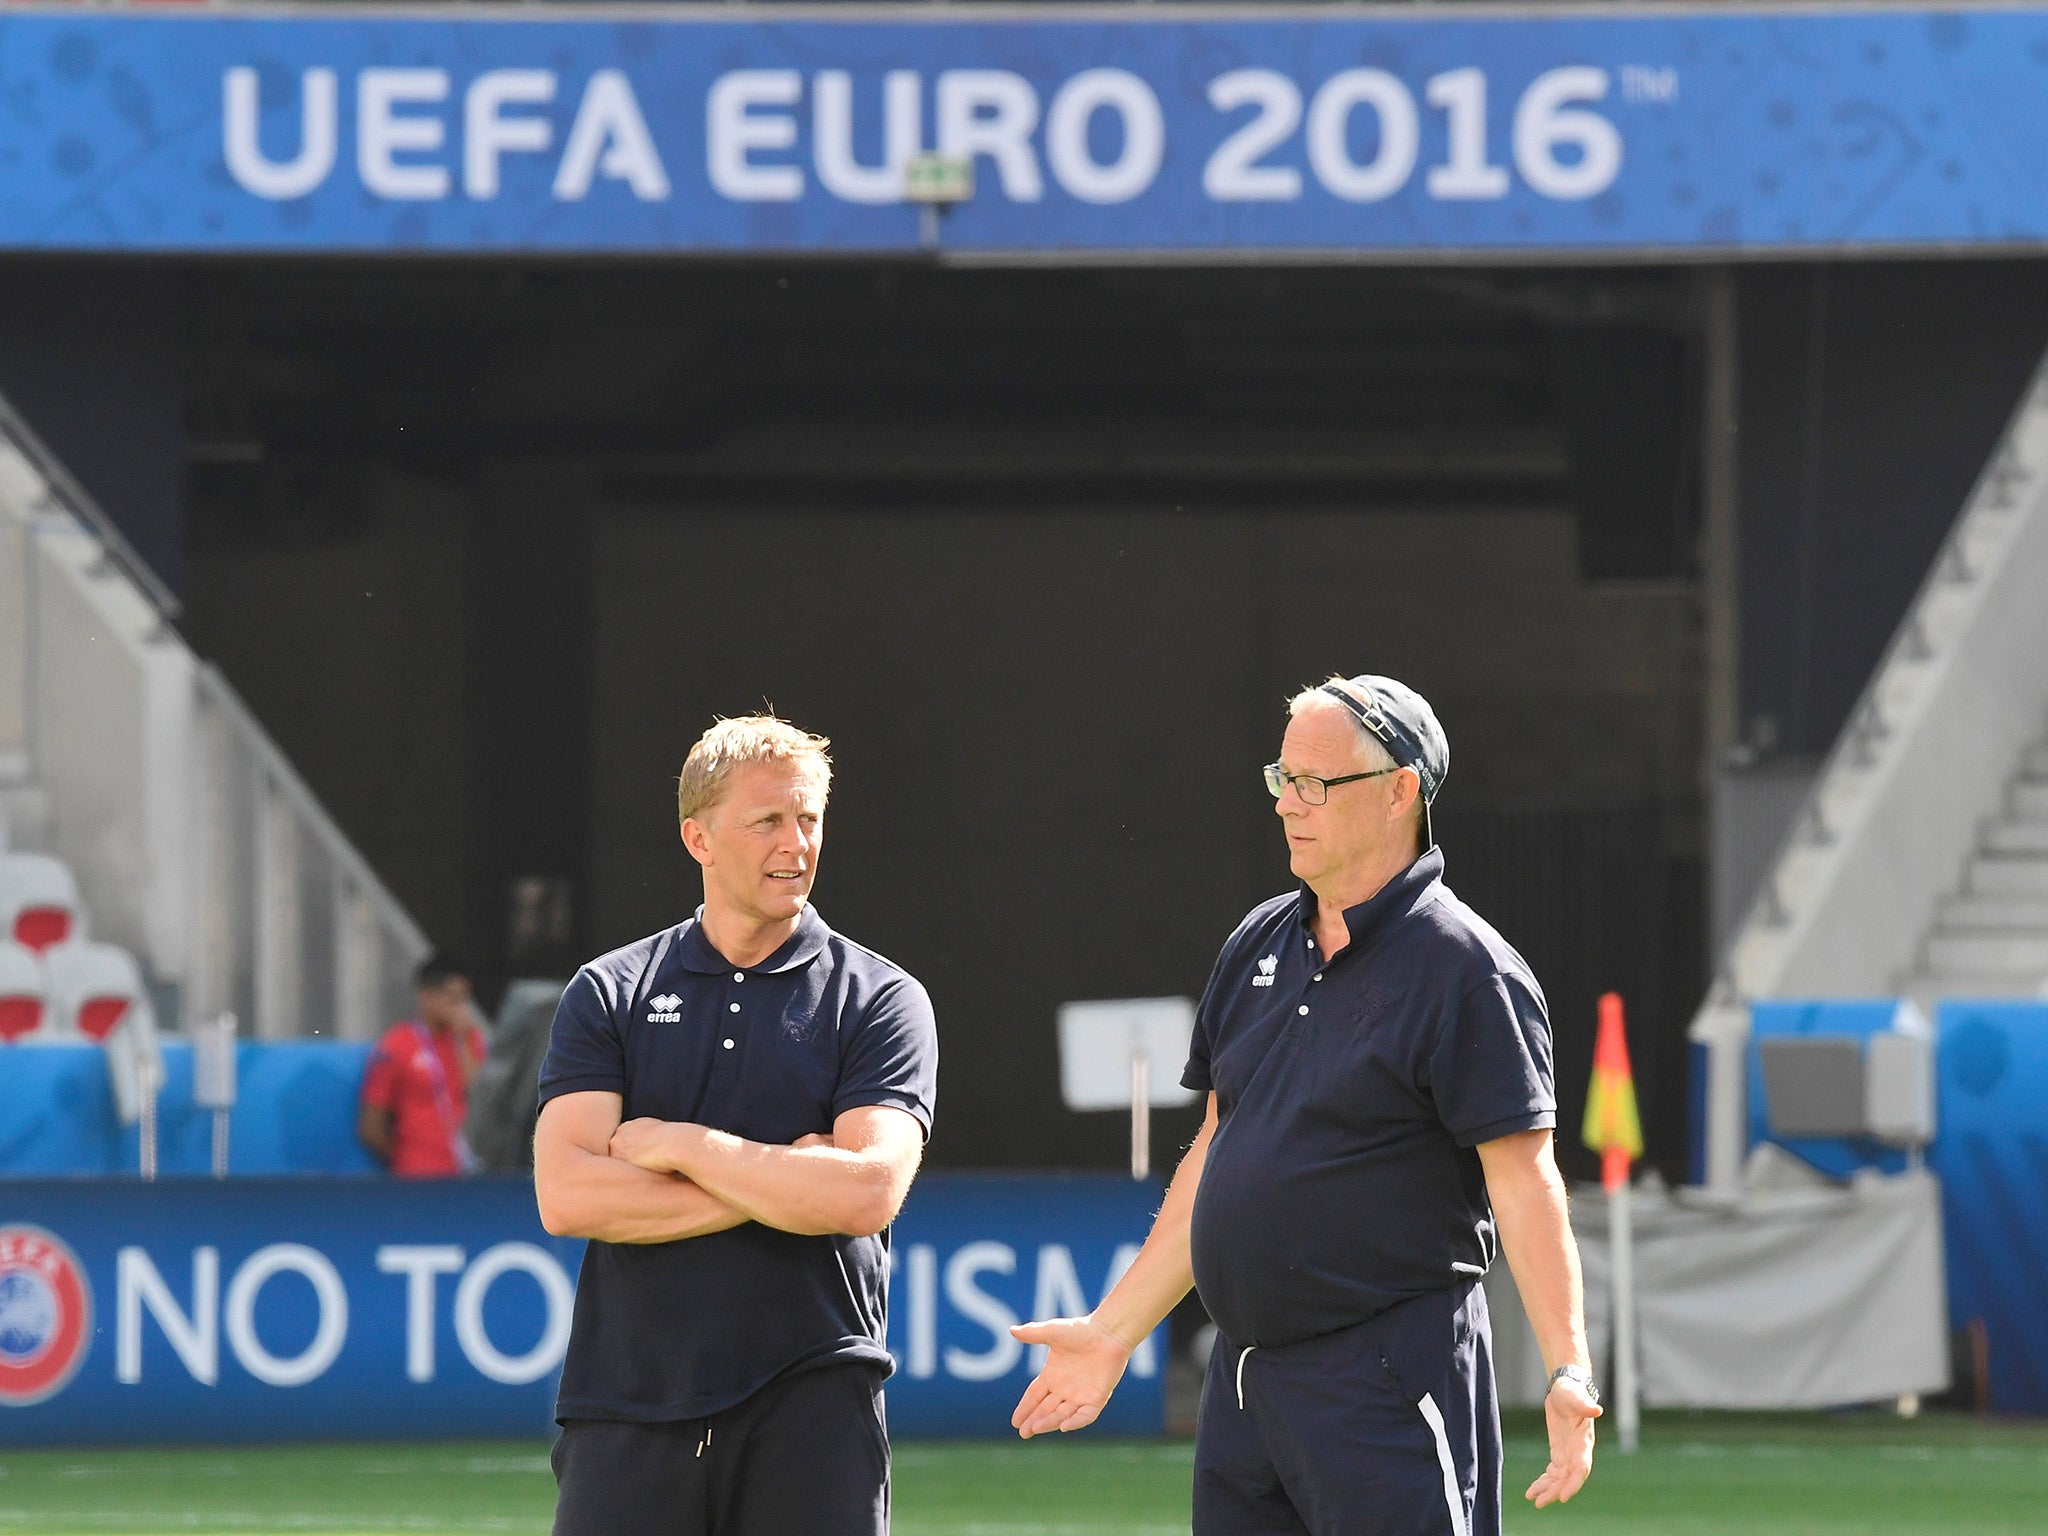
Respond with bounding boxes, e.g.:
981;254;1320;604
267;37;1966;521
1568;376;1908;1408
0;1412;2042;1534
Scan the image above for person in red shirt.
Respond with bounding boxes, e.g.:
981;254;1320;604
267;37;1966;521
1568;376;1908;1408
359;955;488;1178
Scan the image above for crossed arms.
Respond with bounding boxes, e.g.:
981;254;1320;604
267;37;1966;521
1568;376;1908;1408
533;1091;925;1245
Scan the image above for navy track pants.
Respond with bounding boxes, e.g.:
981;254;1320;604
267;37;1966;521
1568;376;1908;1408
1194;1280;1501;1536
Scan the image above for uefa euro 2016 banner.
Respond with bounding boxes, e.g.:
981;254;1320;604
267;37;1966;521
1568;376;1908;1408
0;1174;1166;1444
1;6;2047;255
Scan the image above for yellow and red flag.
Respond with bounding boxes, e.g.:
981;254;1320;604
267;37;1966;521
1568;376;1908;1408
1581;992;1643;1193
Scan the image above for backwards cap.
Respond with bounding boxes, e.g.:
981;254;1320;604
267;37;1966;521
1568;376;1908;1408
1316;675;1450;850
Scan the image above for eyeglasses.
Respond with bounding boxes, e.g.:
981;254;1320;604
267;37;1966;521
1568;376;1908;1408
1262;762;1399;806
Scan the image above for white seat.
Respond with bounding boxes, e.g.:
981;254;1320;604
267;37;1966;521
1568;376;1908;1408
44;942;160;1123
0;940;48;1043
43;941;145;1043
0;852;84;955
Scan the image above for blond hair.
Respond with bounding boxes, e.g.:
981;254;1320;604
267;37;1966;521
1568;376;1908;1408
677;715;833;825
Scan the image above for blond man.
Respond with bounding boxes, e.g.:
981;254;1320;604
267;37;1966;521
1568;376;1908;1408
535;715;937;1536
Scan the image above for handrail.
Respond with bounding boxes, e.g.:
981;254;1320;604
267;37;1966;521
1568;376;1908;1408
0;393;180;621
194;662;431;961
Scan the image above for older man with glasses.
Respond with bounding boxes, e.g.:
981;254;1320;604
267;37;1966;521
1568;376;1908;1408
1013;674;1599;1536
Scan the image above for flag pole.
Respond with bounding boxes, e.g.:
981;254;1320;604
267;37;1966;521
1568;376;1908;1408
1587;992;1642;1454
1609;1148;1639;1453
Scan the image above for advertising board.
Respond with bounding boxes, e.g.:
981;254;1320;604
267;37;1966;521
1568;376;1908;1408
0;1173;1166;1444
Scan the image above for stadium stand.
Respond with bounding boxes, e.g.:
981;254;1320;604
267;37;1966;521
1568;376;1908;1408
0;939;47;1042
1692;352;2048;1193
0;850;83;954
0;392;430;1042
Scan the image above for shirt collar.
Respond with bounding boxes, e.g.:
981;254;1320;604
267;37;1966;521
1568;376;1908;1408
1295;846;1445;954
674;903;832;975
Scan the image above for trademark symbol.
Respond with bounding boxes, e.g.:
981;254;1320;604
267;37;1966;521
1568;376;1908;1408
1621;66;1679;104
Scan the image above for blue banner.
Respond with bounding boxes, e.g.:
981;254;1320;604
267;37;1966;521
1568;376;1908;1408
1;6;2047;254
0;1173;1164;1443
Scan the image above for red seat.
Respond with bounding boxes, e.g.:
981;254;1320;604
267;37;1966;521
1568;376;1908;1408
13;906;72;953
76;996;132;1042
0;854;84;958
0;996;42;1042
0;942;47;1043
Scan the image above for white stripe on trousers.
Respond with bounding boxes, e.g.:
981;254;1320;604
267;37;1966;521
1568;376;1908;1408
1415;1392;1470;1536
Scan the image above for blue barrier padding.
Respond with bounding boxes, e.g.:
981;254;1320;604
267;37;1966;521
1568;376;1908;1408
0;1172;1164;1443
0;1044;376;1177
1746;1000;1910;1180
1930;1002;2048;1415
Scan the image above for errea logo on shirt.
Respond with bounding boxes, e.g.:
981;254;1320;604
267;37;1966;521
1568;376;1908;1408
1252;955;1278;988
647;994;683;1022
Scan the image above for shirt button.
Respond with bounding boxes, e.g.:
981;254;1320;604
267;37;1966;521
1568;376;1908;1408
1313;974;1324;982
722;1038;734;1050
728;1002;740;1013
1297;1005;1310;1016
734;973;744;983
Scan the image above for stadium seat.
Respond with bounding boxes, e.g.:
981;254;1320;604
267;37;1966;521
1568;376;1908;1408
0;851;84;954
0;940;46;1042
43;942;145;1041
44;942;161;1124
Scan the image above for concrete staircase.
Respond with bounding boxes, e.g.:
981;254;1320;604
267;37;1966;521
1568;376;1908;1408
1690;348;2048;1193
1913;735;2048;997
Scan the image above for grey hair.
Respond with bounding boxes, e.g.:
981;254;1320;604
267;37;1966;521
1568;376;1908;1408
1286;679;1398;773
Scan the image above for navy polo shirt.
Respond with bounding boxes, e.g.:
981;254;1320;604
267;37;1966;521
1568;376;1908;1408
538;904;938;1423
1183;848;1554;1350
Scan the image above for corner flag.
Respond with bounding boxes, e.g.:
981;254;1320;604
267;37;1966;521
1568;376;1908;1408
1581;991;1643;1193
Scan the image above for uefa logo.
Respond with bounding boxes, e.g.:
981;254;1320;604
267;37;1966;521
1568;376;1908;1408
0;1226;92;1407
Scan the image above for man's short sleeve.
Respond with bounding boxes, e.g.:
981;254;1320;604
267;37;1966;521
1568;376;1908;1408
360;1033;401;1111
1430;970;1557;1147
537;969;627;1108
832;977;939;1135
1182;944;1233;1094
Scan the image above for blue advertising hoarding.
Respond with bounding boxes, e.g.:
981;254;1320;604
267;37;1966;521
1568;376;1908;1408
2;5;2048;256
1931;1002;2048;1415
0;1172;1166;1443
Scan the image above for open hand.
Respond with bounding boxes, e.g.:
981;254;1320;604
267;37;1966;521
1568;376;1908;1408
1525;1377;1600;1507
1008;1315;1134;1438
609;1118;688;1173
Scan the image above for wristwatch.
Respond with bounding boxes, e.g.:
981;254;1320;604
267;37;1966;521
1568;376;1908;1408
1546;1364;1599;1405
